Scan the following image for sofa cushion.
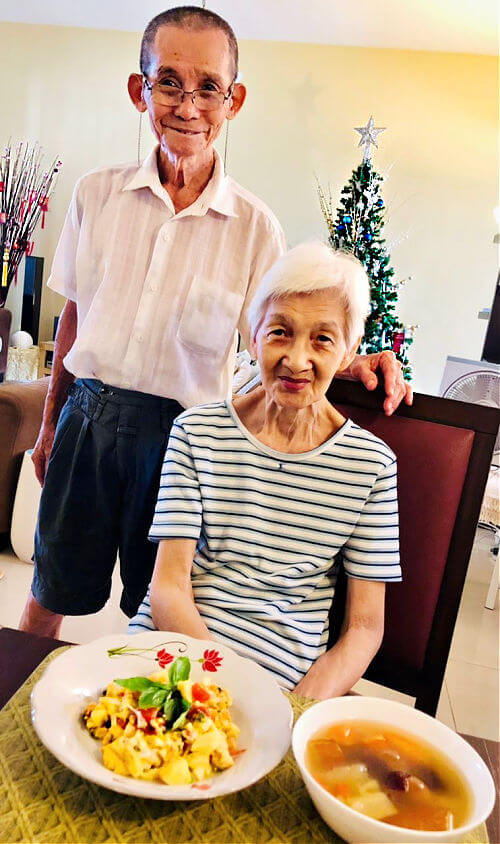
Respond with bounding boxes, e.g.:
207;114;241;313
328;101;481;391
0;378;49;534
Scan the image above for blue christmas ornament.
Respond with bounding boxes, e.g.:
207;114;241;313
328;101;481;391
376;198;384;207
337;224;345;232
343;214;352;223
365;232;373;241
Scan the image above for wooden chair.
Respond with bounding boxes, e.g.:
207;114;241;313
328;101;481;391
327;377;500;716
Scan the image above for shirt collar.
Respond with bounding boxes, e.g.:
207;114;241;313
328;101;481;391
122;146;238;218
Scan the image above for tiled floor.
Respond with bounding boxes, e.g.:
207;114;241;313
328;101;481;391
0;527;498;740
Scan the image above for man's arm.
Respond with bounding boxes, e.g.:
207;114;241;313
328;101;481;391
150;538;213;640
339;350;413;416
293;579;385;700
32;299;77;485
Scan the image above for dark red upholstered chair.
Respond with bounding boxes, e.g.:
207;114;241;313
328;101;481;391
327;377;500;716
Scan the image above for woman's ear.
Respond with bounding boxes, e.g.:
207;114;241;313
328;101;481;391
128;74;147;112
339;335;362;373
248;332;258;360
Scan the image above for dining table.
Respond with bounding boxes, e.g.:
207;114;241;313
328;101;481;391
0;626;497;844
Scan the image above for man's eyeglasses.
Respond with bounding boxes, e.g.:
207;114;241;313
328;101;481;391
143;77;234;111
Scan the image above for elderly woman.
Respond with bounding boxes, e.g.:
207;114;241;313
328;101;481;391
130;242;401;699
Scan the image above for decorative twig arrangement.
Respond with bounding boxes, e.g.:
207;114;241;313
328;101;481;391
0;141;61;306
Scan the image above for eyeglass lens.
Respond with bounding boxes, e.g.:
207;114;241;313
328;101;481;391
151;87;225;110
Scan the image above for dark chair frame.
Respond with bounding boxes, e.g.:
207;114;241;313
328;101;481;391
327;377;500;716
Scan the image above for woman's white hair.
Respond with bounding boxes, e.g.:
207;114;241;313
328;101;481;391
247;241;371;350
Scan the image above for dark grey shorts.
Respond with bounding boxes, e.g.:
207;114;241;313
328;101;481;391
31;379;182;617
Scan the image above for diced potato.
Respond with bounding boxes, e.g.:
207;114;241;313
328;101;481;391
156;734;184;763
92;727;108;740
102;741;129;777
348;791;397;821
358;778;381;795
105;682;124;697
211;747;234;770
191;728;226;755
185;752;213;781
157;758;192;785
322;763;368;787
86;704;109;728
145;734;169;749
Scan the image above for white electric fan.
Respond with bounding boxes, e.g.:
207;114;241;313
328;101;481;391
440;356;499;609
440;356;500;457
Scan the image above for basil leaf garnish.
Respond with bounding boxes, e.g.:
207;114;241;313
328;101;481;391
168;656;191;686
172;699;191;730
162;697;176;721
138;687;168;709
114;677;157;691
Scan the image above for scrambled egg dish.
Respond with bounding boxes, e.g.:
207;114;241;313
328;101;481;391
83;668;240;785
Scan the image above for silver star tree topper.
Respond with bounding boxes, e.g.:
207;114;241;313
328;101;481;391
354;116;386;161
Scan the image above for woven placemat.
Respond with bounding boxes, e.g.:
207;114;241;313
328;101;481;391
0;649;489;844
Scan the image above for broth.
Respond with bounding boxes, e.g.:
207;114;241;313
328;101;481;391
305;720;472;831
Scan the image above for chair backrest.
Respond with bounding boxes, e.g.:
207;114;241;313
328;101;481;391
326;377;500;716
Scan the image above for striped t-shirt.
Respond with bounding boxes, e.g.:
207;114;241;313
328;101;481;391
129;401;401;689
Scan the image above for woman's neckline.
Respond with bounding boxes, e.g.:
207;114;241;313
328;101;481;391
225;400;352;461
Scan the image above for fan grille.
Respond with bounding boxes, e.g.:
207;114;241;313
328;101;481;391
444;371;500;454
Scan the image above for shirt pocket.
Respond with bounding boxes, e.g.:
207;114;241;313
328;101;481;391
177;276;244;360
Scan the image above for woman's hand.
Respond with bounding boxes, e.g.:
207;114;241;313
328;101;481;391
293;650;339;700
343;350;413;416
293;580;386;700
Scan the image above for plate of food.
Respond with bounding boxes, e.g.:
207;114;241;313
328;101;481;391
31;631;293;800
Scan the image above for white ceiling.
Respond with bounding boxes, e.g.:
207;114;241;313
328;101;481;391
0;0;497;54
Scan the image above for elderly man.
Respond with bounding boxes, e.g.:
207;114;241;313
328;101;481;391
20;6;411;639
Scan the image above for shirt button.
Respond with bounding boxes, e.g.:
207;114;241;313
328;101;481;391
162;230;170;242
149;283;158;292
136;333;143;342
124;381;131;389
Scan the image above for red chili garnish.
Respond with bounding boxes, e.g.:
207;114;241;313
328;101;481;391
116;717;126;729
139;707;159;724
229;748;247;757
191;783;211;790
192;683;210;702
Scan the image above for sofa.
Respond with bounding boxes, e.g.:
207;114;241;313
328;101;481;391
0;378;49;548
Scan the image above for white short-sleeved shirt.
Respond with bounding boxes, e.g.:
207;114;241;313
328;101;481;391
129;402;401;689
48;148;286;407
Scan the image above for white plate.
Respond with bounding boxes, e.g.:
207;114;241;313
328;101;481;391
31;631;293;800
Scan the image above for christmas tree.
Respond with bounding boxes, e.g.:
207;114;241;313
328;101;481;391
318;117;413;379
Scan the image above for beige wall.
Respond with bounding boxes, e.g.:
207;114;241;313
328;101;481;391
0;22;497;393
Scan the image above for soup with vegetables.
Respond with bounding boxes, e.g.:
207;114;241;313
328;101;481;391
305;721;472;831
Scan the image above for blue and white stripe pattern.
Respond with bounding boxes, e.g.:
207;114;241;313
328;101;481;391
129;401;401;689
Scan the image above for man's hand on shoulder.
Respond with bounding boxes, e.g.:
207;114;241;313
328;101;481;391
342;350;413;416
